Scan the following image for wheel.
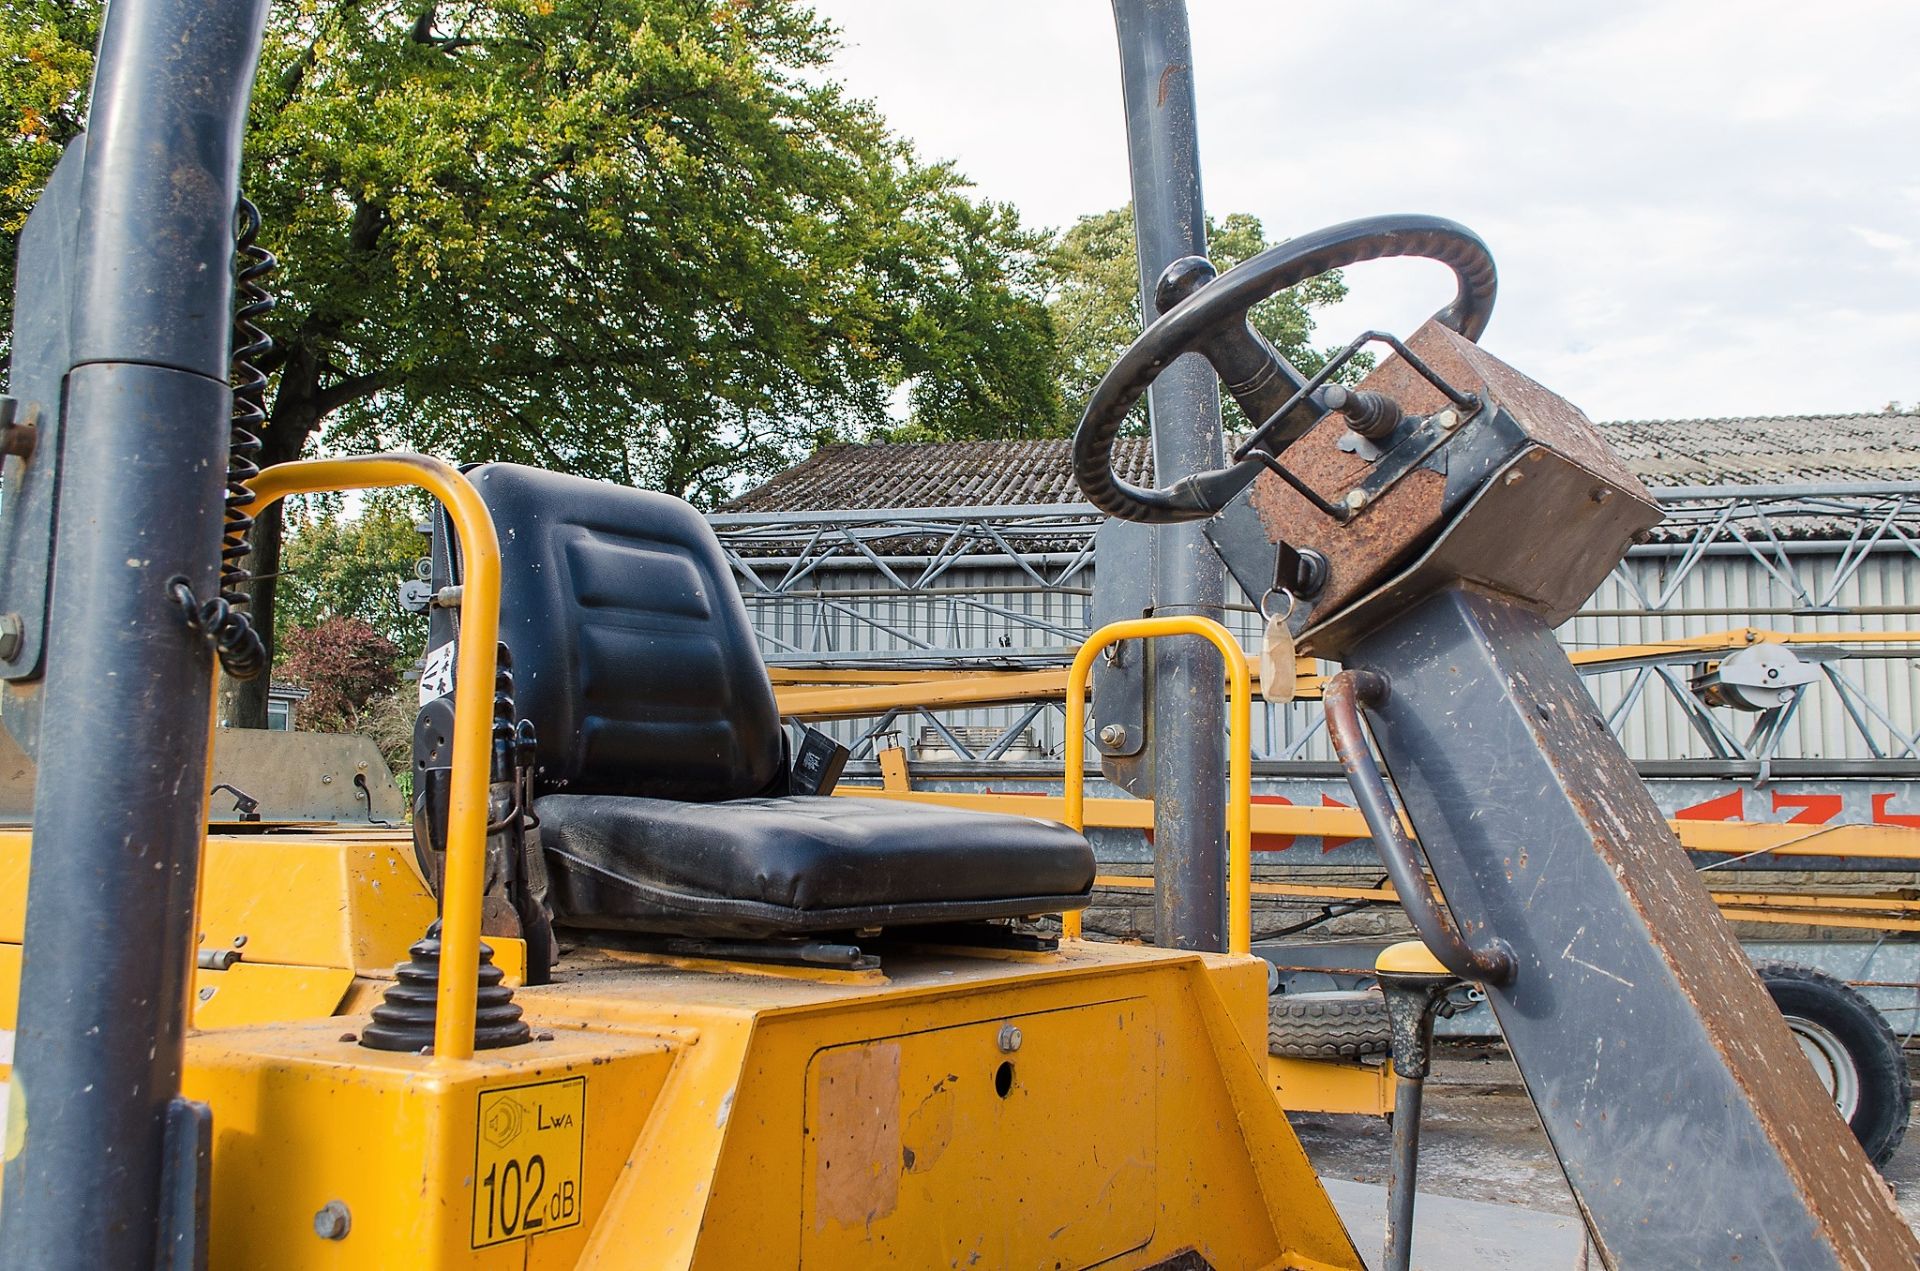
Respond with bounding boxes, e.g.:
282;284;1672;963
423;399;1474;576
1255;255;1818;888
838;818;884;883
1755;961;1911;1167
1268;988;1392;1060
1072;213;1498;525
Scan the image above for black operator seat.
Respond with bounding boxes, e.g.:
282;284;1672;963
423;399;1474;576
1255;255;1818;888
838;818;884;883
469;463;1094;940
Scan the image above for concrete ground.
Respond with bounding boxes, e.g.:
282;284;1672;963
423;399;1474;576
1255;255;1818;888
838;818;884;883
1289;1044;1920;1268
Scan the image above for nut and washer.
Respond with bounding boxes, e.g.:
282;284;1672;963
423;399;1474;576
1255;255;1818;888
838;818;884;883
1097;724;1129;748
313;1200;351;1241
997;1023;1023;1053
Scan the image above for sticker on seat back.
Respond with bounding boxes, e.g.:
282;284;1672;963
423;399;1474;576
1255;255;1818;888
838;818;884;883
418;641;456;704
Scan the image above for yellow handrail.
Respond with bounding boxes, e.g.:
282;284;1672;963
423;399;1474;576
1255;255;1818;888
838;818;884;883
244;455;499;1063
1062;616;1254;955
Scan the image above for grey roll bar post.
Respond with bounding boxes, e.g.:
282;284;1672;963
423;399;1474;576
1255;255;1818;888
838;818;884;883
0;3;272;1268
1110;0;1231;950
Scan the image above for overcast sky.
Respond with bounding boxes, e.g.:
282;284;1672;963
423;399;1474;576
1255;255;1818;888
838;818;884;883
812;1;1919;424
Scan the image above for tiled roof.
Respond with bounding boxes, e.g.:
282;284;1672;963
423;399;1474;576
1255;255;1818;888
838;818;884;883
721;414;1920;514
1602;413;1920;488
717;439;1135;513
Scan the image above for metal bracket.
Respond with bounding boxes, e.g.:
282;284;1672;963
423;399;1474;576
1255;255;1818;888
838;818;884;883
1091;517;1152;789
0;142;86;688
1235;329;1485;524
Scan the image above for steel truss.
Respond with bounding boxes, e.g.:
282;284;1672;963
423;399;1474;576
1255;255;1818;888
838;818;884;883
710;482;1920;771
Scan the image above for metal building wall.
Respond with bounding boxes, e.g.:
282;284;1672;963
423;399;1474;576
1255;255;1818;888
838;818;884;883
741;544;1920;765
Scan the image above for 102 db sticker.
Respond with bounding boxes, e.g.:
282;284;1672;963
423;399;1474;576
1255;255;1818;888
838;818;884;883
472;1077;586;1248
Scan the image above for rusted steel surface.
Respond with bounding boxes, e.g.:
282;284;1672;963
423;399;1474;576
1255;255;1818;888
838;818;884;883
1248;411;1445;617
1251;319;1655;625
1350;586;1918;1267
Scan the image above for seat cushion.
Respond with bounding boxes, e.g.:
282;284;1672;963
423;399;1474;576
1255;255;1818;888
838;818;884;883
537;794;1095;938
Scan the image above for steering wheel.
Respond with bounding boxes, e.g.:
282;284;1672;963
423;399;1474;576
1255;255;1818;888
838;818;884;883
1072;214;1498;524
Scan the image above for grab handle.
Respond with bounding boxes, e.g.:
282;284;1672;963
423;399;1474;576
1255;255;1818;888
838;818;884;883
1324;669;1516;985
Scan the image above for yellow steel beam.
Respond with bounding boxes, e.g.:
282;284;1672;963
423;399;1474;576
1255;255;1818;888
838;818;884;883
1569;627;1920;667
1091;874;1920;934
766;667;1030;685
1715;908;1920;933
771;627;1920;720
246;455;498;1063
1669;819;1920;860
1103;877;1920;913
776;669;1070;720
847;786;1920;862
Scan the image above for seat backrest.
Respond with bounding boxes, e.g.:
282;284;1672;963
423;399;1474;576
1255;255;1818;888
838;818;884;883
422;463;786;802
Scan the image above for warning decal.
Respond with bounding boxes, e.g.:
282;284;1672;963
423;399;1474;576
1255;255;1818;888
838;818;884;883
471;1077;585;1248
418;641;457;705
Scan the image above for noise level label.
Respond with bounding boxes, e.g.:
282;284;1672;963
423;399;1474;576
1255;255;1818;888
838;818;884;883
472;1076;585;1248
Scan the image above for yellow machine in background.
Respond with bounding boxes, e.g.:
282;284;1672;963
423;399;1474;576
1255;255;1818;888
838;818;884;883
6;5;1911;1267
0;455;1364;1269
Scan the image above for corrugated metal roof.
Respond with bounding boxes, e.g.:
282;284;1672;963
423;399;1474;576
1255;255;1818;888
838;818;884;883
1604;413;1920;488
721;413;1920;513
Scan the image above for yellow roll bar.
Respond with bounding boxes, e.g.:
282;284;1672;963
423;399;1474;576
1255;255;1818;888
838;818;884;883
244;455;498;1063
1062;616;1254;955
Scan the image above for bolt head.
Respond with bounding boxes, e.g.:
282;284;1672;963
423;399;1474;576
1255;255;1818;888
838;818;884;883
313;1200;351;1241
1342;489;1369;512
0;612;23;661
997;1023;1023;1053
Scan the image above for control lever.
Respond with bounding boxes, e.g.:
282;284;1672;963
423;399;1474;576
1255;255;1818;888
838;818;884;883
1374;941;1467;1271
1154;256;1326;448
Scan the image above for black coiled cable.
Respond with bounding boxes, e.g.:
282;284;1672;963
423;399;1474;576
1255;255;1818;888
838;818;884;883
174;197;273;679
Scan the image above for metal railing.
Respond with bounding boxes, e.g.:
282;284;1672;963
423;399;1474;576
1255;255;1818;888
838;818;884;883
1059;616;1253;954
247;455;499;1062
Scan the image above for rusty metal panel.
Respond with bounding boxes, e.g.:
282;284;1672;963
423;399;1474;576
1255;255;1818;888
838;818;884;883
1251;320;1658;629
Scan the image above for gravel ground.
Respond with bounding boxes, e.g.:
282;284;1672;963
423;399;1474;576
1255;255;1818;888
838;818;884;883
1288;1045;1920;1237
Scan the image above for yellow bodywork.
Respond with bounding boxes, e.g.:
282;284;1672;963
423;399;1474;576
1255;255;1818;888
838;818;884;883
0;827;517;1035
1268;1055;1394;1117
0;830;1364;1268
178;943;1360;1269
0;461;1367;1266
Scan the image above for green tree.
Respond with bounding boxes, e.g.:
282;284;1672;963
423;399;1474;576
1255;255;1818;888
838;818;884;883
1046;206;1356;430
2;1;1059;725
876;194;1062;442
0;4;90;294
277;492;430;664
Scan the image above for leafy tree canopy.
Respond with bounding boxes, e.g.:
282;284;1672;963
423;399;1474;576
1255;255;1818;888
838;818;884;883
278;616;401;733
875;204;1357;443
3;0;1058;722
1046;205;1356;432
277;492;430;665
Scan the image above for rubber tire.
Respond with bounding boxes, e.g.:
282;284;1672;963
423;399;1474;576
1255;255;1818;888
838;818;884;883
1755;960;1911;1167
1268;989;1392;1059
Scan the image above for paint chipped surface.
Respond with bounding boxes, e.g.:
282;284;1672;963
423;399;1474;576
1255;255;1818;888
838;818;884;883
811;1041;902;1231
800;1002;1160;1267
